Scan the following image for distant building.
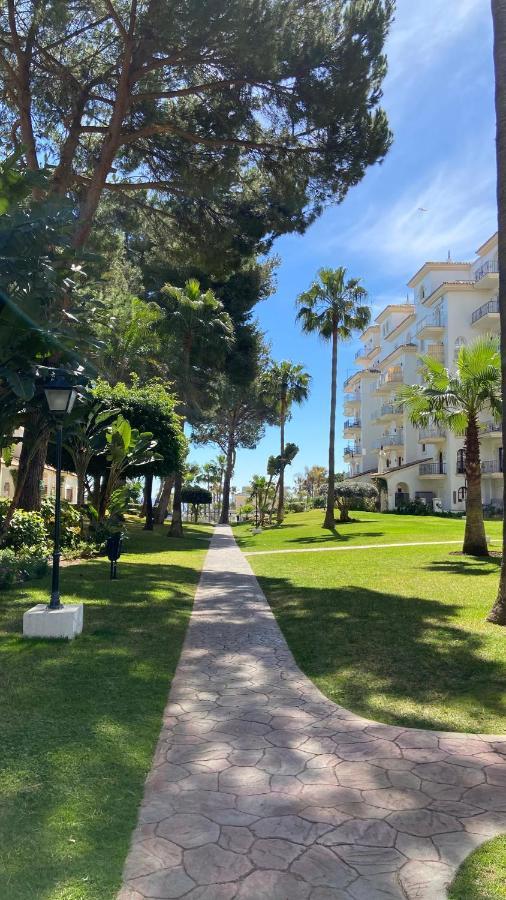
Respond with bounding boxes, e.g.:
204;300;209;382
343;233;501;512
0;433;78;503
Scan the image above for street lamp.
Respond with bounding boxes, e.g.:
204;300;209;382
44;370;77;610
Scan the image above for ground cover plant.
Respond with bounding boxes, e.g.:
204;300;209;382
0;522;211;900
449;834;506;900
237;511;506;734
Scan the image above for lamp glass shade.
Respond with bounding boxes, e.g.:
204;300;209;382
44;386;77;414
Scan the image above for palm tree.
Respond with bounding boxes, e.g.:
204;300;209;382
488;0;506;624
399;336;501;558
264;361;310;523
296;268;370;529
160;279;234;536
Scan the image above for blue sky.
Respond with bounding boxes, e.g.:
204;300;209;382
192;0;498;490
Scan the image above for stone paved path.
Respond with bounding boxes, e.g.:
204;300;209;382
119;526;506;900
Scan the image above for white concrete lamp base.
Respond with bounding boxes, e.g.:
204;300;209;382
23;603;84;640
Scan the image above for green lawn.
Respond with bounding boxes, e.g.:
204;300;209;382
234;508;503;553
237;511;506;734
449;836;506;900
0;522;211;900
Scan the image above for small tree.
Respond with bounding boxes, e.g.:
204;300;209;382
335;481;378;522
181;486;212;524
399;336;501;557
99;417;159;521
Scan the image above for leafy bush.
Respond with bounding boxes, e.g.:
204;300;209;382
0;496;11;525
335;481;378;522
0;547;48;589
312;495;326;508
5;510;47;554
286;499;306;513
384;502;464;518
40;498;82;549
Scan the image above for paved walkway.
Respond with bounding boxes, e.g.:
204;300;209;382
119;526;506;900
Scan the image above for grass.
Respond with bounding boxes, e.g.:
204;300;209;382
234;507;503;552
0;521;211;900
449;836;506;899
237;511;506;734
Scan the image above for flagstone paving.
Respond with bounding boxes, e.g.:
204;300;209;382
119;525;506;900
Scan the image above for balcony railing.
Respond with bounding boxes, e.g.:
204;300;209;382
377;369;403;389
471;298;499;324
481;460;503;474
419;427;446;440
425;343;445;363
415;311;444;337
371;403;403;420
419;462;447;476
345;391;361;404
344;418;361;430
344;444;362;457
374;433;404;448
482;421;502;435
475;259;498;282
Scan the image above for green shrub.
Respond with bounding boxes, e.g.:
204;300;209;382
0;548;48;589
0;496;10;525
40;498;81;548
5;510;47;553
286;500;306;513
312;495;326;509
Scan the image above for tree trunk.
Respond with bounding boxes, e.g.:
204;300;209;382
323;327;338;530
17;410;50;511
169;470;184;537
143;472;154;531
463;416;488;556
277;400;286;524
219;433;235;525
91;475;101;509
489;0;506;622
155;475;174;525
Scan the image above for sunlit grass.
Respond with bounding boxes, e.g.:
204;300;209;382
0;521;211;900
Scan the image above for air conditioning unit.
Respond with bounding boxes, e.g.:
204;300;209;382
433;498;443;513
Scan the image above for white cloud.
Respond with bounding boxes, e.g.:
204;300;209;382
384;0;488;108
335;151;497;279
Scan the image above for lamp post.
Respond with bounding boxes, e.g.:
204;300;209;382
43;371;77;610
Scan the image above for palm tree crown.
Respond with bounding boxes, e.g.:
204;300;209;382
296;267;371;341
399;335;501;557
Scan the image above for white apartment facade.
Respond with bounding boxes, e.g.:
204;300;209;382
0;433;78;503
343;233;502;512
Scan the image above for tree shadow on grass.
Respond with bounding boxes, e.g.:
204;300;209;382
0;559;202;899
254;572;506;734
288;531;386;545
424;558;502;576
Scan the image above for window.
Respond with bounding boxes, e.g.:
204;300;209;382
457;449;466;474
422;443;426;453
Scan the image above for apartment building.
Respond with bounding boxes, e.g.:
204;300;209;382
0;433;78;503
343;233;501;512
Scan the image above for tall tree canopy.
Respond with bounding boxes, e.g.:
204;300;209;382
0;0;394;248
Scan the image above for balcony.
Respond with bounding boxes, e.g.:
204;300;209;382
355;340;380;364
481;460;503;476
376;369;404;393
343;418;361;436
418;427;446;443
419;462;447;477
471;297;499;328
373;433;404;450
425;343;445;364
481;421;502;438
344;444;362;457
475;259;499;287
416;312;445;340
371;403;403;422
